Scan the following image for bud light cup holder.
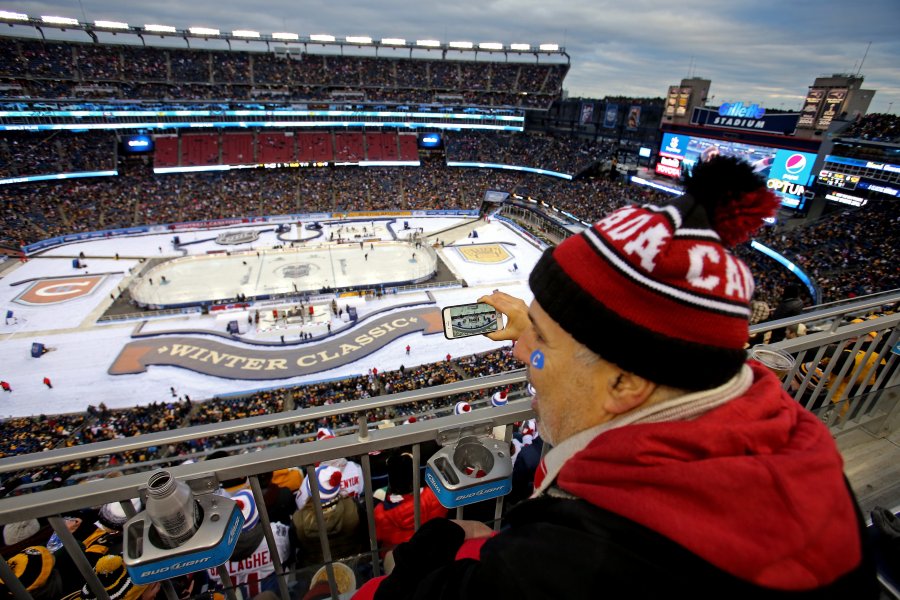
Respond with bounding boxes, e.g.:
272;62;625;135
425;435;513;508
124;493;244;584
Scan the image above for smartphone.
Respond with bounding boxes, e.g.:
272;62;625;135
442;302;501;339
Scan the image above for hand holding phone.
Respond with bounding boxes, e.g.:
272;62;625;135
477;291;529;342
442;303;502;339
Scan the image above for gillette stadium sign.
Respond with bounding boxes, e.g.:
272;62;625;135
691;104;799;135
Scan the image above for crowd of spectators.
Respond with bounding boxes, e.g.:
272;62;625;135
0;347;523;490
445;131;612;175
0;131;116;179
0;36;567;108
841;113;900;143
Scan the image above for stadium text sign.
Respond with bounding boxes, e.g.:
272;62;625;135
109;307;443;379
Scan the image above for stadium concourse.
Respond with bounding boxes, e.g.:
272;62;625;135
0;216;541;418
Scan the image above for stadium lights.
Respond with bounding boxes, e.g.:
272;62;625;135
510;43;531;51
0;10;29;21
310;34;336;42
449;41;473;49
94;20;129;30
42;15;79;25
346;36;372;44
416;39;441;47
478;42;503;50
539;43;559;51
233;30;260;38
380;37;406;45
272;32;299;40
189;27;220;36
145;24;177;33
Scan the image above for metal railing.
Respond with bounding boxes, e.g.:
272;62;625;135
0;294;898;599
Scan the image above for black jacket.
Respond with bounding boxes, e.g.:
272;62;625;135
374;493;877;600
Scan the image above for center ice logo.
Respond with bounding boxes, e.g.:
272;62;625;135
457;244;512;264
216;230;261;245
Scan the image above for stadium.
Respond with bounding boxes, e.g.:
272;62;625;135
0;12;898;600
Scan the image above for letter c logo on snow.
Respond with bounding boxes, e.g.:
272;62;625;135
16;276;104;305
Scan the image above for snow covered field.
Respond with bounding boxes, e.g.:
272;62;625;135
0;216;542;418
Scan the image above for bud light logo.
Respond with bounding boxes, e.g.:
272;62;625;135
784;154;807;175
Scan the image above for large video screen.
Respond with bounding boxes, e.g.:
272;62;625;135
657;132;816;209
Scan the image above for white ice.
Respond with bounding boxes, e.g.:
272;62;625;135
0;216;540;418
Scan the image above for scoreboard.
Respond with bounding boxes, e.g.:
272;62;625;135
817;169;860;190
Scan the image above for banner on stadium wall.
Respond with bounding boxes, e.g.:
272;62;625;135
168;218;250;231
626;106;641;130
332;211;413;219
690;106;800;135
421;210;480;217
22;226;150;254
603;104;618;129
579;102;595;125
797;87;826;129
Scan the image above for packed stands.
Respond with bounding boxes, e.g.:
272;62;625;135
0;36;567;109
840;113;900;142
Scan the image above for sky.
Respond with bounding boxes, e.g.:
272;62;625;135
6;0;900;112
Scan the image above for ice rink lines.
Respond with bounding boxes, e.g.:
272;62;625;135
130;242;436;306
455;244;512;264
109;306;443;380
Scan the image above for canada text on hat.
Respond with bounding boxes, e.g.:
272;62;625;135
528;156;779;391
454;401;472;414
306;465;343;503
230;490;260;532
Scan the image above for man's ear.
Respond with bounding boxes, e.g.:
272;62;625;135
602;368;656;415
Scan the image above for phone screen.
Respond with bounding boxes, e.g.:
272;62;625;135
442;303;500;339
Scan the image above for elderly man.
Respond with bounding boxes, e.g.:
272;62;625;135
358;157;875;599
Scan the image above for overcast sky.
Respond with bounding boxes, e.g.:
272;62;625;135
11;0;900;113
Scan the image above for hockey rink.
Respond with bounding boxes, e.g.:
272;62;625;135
132;242;436;306
0;216;545;417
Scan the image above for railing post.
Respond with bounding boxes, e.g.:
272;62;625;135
48;515;110;600
0;554;32;600
249;475;292;600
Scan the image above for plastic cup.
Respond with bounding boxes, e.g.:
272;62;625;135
749;345;795;380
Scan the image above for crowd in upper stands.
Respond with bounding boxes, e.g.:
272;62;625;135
841;112;900;143
445;131;611;175
0;36;566;109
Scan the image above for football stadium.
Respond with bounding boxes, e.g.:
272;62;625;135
0;13;898;600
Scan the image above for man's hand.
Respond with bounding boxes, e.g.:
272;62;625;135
479;291;529;342
450;519;494;539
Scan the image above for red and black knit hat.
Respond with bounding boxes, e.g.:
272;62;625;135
529;156;779;390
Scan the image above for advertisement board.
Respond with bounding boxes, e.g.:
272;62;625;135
657;133;815;209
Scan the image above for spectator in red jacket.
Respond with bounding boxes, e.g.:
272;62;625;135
374;450;448;552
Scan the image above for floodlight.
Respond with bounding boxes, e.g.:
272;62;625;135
0;11;29;21
189;27;220;36
310;34;335;42
272;32;299;41
145;24;177;33
449;41;473;49
41;15;79;25
416;39;441;47
94;20;129;29
510;43;530;51
539;43;559;51
380;37;406;45
233;30;260;38
346;36;372;44
478;42;503;50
